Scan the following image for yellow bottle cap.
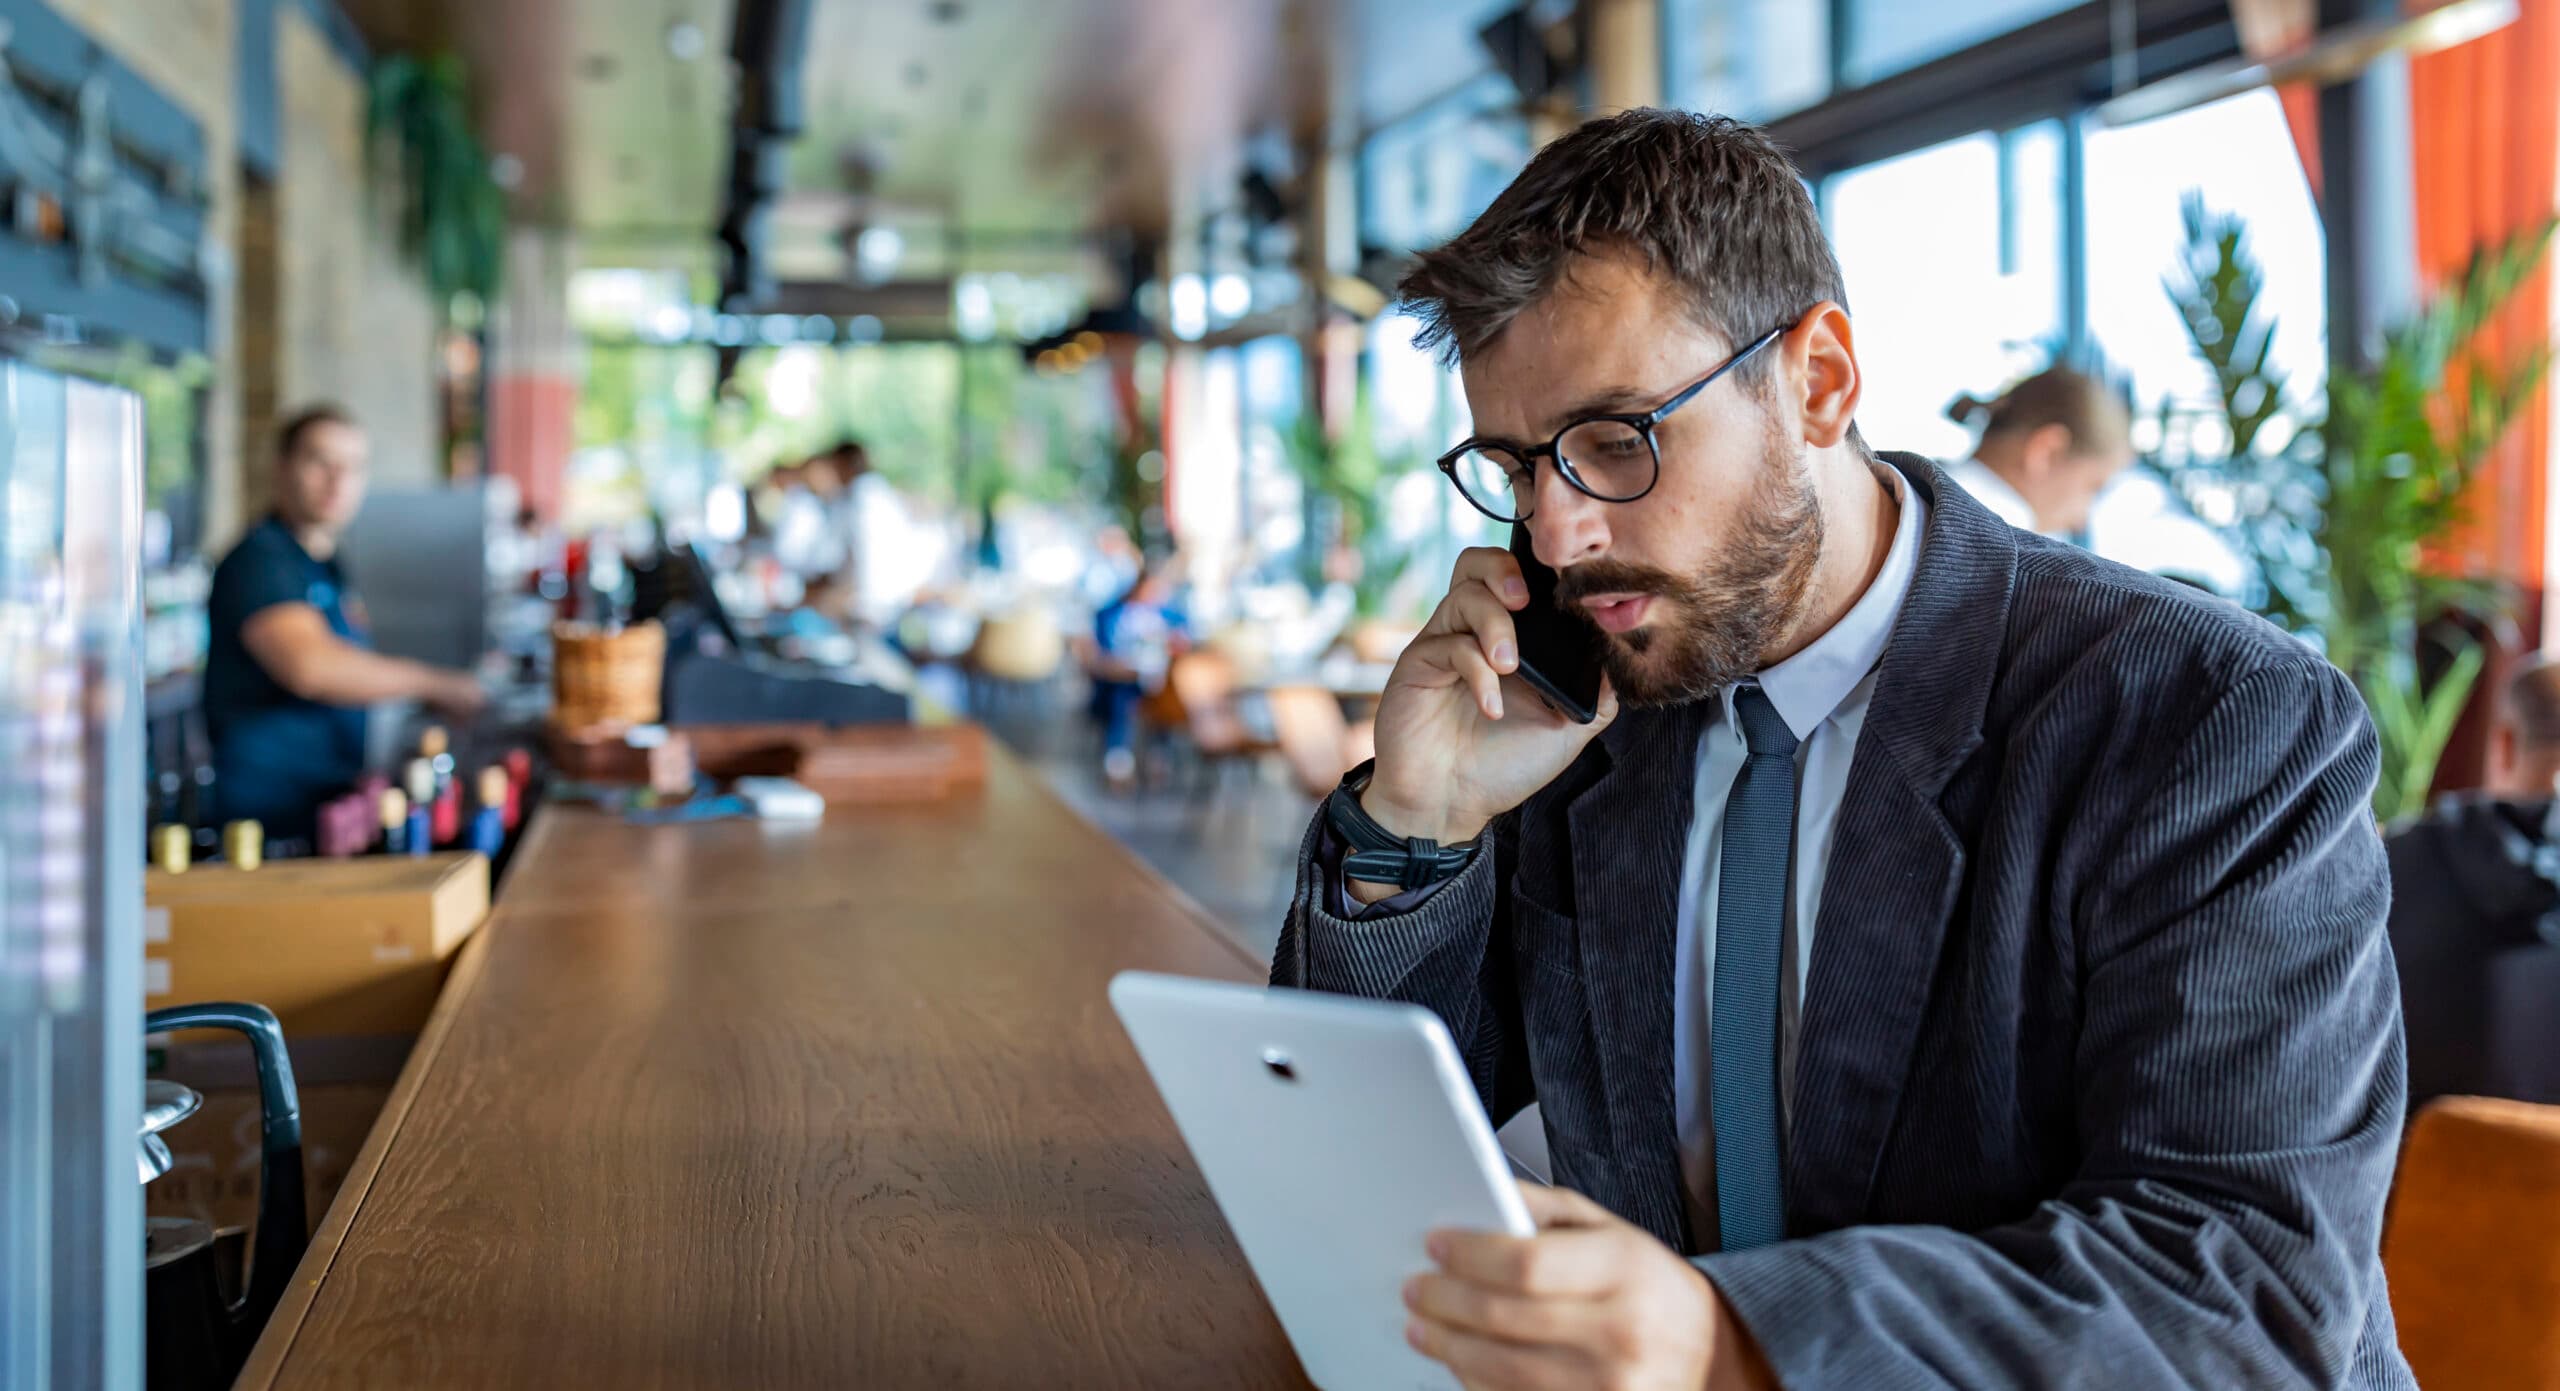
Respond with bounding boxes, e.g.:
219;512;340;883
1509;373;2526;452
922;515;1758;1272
223;820;264;871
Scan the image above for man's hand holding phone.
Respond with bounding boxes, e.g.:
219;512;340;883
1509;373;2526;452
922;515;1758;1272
1354;547;1617;903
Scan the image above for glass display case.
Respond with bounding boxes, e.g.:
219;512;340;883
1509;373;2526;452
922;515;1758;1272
0;360;148;1391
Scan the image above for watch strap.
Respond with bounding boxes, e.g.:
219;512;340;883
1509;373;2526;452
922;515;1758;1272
1327;760;1477;891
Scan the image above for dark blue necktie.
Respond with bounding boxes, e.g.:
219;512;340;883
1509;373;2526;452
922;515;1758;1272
1711;685;1797;1251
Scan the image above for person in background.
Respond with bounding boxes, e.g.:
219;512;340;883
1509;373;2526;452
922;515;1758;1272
203;406;487;838
1079;525;1144;613
803;441;868;612
2385;657;2560;1108
1087;556;1188;788
768;458;838;585
1940;367;2135;536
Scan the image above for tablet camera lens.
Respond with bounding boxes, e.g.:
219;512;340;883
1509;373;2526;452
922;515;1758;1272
1261;1048;1297;1082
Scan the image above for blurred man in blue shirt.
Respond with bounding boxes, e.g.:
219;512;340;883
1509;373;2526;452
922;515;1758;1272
203;406;486;837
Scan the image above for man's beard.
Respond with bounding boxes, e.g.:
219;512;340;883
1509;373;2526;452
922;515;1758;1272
1552;438;1824;709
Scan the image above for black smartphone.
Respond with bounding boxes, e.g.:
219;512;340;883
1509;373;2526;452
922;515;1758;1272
1506;524;1604;724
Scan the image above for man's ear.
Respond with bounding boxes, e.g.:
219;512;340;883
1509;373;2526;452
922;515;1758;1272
1786;303;1860;450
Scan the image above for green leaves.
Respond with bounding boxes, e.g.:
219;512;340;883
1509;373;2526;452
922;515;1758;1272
1276;385;1429;619
2368;643;2483;827
366;52;507;320
2160;200;2552;821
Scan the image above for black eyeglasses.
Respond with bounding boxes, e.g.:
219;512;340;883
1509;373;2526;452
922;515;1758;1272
1435;325;1786;524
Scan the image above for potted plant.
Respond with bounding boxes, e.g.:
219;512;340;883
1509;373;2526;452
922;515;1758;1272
2156;193;2554;821
1279;385;1428;655
366;52;507;321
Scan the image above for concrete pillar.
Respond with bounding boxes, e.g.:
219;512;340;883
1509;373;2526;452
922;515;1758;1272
2316;0;2418;370
1586;0;1662;115
1298;135;1363;438
485;226;579;523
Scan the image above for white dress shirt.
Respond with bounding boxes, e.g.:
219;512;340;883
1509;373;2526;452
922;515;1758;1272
1940;455;2040;533
1672;469;1926;1239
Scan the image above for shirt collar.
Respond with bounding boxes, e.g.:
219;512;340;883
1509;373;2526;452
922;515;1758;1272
1742;467;1926;742
1945;456;2040;533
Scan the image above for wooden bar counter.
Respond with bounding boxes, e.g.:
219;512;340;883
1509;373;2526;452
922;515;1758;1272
239;743;1313;1390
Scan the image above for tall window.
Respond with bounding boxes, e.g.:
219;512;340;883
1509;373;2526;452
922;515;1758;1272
2081;90;2326;426
2080;91;2321;589
1662;0;1830;120
1360;82;1531;254
1828;130;2065;460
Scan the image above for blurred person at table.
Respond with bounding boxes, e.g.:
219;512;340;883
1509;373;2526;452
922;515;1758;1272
1276;110;2408;1390
768;456;839;584
1087;555;1189;788
2385;657;2560;1109
807;437;942;629
1079;524;1145;612
1940;366;2135;537
203;406;487;838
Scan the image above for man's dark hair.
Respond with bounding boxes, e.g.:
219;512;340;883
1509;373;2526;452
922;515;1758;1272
276;404;356;463
2508;658;2560;749
1951;367;2133;461
1397;109;1847;380
817;437;870;482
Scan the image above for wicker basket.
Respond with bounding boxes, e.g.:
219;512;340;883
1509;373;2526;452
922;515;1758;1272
551;620;665;730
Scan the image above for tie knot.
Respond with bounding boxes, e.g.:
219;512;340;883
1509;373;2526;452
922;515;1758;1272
1731;686;1799;757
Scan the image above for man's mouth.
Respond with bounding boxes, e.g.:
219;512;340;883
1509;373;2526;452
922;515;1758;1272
1578;593;1654;634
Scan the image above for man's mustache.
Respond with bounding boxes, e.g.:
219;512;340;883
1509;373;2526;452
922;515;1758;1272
1553;560;1687;608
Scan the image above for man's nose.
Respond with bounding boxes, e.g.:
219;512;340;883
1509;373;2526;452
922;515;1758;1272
1525;467;1609;570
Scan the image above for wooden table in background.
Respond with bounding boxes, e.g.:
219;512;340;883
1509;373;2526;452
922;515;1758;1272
239;742;1312;1390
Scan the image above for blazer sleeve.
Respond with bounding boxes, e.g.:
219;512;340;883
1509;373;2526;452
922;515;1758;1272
1271;799;1537;1127
1699;657;2405;1390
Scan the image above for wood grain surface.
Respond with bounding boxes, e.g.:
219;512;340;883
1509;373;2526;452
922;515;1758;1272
240;744;1312;1390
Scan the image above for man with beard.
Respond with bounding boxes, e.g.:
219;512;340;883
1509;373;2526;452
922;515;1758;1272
1272;111;2409;1390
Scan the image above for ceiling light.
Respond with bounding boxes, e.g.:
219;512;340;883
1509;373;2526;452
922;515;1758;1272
1168;274;1208;342
665;20;707;61
1209;273;1251;320
856;226;904;282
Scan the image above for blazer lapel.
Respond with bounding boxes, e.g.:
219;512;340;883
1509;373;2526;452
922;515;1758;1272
1787;454;2017;1232
1566;700;1709;1250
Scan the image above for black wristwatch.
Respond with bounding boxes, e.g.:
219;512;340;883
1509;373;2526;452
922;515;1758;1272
1328;759;1478;890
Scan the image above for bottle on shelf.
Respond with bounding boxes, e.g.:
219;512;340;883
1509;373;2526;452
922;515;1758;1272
471;768;508;859
222;820;264;871
501;749;532;831
421;728;462;846
380;788;411;855
151;822;191;874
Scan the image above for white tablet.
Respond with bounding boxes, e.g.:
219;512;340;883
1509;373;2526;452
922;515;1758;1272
1109;971;1536;1391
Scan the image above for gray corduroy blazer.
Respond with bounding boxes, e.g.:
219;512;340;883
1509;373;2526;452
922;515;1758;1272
1274;454;2414;1389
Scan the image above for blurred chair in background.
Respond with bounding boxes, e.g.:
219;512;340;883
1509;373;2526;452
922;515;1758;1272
2381;1095;2560;1389
1265;685;1376;801
966;607;1067;742
1162;649;1276;804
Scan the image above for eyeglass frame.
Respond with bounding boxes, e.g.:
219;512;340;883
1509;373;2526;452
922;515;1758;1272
1433;324;1788;523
